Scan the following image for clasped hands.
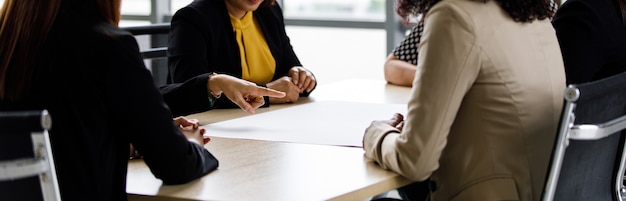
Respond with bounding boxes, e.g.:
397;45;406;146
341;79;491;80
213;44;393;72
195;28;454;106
129;117;210;159
266;67;316;104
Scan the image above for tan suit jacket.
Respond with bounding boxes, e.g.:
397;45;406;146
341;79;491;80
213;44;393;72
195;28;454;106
364;0;565;200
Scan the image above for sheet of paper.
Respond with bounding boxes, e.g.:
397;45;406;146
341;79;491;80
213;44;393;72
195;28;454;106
201;101;406;147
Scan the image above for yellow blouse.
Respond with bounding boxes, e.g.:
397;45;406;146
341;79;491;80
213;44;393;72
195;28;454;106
229;11;276;84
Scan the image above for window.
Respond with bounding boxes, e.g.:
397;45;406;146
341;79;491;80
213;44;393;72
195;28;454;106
121;0;151;16
282;0;385;22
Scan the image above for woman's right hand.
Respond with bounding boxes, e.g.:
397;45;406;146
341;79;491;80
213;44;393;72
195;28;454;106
207;74;286;114
174;117;209;145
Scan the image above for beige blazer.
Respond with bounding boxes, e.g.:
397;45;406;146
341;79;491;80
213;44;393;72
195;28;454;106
363;0;565;200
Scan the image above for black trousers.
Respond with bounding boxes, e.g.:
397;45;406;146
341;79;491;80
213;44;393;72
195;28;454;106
397;179;432;201
372;179;432;201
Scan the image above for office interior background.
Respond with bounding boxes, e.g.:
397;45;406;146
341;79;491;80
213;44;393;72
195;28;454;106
0;0;410;85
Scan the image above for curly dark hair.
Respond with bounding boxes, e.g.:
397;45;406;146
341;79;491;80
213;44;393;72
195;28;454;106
396;0;555;23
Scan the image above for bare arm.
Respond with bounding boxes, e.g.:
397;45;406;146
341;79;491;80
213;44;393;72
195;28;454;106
384;54;417;87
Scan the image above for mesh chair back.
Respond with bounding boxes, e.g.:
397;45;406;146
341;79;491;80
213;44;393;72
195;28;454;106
543;71;626;201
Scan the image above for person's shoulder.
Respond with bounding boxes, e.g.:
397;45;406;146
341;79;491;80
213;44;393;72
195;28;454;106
91;23;137;48
431;0;531;25
558;0;619;15
173;0;221;20
433;0;485;9
55;20;137;52
255;2;285;18
560;0;613;16
426;0;478;28
428;0;478;18
171;0;228;30
93;23;131;37
69;22;141;64
554;0;610;27
173;1;198;16
558;0;591;10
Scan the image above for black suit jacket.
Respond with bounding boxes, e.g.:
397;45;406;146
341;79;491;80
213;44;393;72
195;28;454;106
552;0;626;84
168;0;315;109
0;12;217;200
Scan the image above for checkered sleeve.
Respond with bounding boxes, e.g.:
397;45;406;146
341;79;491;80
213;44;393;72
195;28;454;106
392;21;424;65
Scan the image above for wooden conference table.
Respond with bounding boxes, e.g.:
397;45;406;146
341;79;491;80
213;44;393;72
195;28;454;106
126;79;413;201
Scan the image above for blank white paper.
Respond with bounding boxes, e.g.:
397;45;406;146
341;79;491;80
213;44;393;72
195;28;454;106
201;101;407;147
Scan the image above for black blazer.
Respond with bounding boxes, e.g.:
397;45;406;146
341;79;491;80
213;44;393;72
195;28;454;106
168;0;315;109
0;12;217;200
552;0;626;84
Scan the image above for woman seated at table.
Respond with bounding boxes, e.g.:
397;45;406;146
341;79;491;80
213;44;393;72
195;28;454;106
0;0;284;199
363;0;565;200
168;0;317;112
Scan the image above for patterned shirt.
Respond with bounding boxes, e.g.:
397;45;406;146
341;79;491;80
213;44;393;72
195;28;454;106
392;21;424;65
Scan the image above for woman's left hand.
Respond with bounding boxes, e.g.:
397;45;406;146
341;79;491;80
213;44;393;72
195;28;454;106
288;67;316;93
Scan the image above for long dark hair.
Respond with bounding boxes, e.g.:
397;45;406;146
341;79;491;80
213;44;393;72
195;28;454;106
396;0;555;23
0;0;60;101
0;0;121;101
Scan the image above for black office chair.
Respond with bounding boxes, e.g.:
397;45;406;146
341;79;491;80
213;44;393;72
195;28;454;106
0;110;60;201
542;71;626;201
122;23;171;86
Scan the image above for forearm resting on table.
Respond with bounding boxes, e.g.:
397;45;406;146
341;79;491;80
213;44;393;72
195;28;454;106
384;56;417;87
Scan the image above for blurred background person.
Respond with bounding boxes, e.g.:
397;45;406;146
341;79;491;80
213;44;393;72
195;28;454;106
168;0;317;111
552;0;626;85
